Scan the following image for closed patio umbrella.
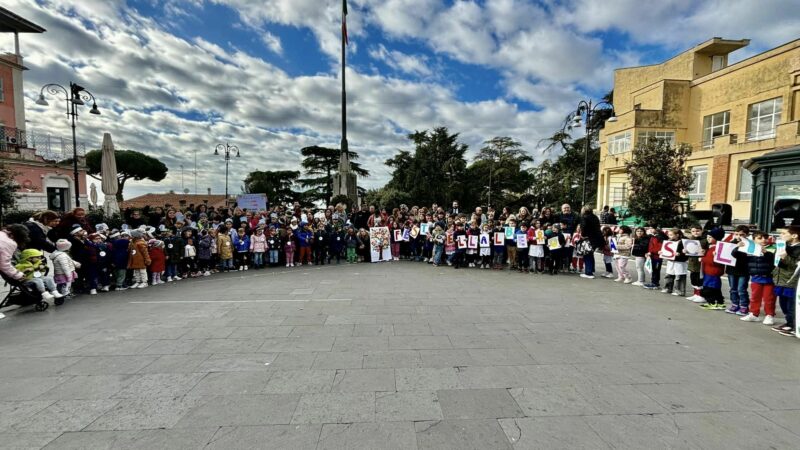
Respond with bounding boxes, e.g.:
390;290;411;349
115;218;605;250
100;133;120;216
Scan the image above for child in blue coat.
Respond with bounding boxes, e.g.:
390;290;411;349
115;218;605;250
233;227;250;270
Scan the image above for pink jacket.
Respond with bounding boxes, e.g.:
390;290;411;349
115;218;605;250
250;233;267;252
0;231;24;280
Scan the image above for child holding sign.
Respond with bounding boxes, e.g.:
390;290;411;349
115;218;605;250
698;228;726;310
771;226;800;335
661;228;688;296
736;230;776;324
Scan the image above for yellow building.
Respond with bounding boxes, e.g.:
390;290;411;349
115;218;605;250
597;37;800;224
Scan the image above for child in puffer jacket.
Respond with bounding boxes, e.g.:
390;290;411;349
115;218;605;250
148;239;166;285
250;227;267;269
197;230;214;276
51;239;80;297
614;226;633;283
110;231;131;290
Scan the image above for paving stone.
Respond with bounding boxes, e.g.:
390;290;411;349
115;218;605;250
263;369;336;393
174;394;300;427
415;419;512;450
189;372;271;396
437;389;524;419
0;400;54;430
196;353;276;372
291;392;375;423
396;368;462;391
575;384;668;415
268;352;318;369
671;411;800;449
180;327;236;339
318;422;418;450
312;351;364;369
332;336;389;352
393;323;433;335
499;417;611;450
635;382;769;413
112;373;206;398
137;354;210;373
375;391;443;422
260;336;336;352
85;395;206;430
205;424;321;450
36;374;137;400
60;356;159;375
191;338;265;354
0;357;81;378
0;377;70;401
0;431;60;449
353;324;393;337
228;326;294;338
364;350;423;368
67;340;155;356
583;414;697;450
389;335;452;350
141;339;204;355
509;386;599;416
289;325;355;337
466;348;536;366
331;368;395;392
418;349;476;367
15;399;120;432
448;335;522;349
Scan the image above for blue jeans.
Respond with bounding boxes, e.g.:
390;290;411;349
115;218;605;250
253;252;264;267
269;250;279;264
727;274;750;308
220;258;234;270
433;246;444;264
165;263;177;279
584;253;595;275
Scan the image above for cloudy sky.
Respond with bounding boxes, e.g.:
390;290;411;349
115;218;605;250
3;0;799;199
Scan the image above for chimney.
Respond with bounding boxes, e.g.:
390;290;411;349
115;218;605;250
207;188;211;195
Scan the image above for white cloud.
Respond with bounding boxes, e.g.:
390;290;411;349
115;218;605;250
368;44;433;77
261;32;283;55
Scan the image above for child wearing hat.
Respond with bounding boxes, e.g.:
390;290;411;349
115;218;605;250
698;228;726;310
90;233;113;292
51;239;81;297
16;248;63;302
127;230;151;288
149;239;166;285
111;231;131;290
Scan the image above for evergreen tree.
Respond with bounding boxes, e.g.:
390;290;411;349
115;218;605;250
84;149;168;201
0;163;18;226
242;170;301;205
625;138;694;226
298;146;368;205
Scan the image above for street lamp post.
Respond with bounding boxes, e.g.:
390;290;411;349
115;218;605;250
214;143;239;204
569;99;616;207
36;82;100;208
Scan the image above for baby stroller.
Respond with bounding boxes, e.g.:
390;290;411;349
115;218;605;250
1;272;51;312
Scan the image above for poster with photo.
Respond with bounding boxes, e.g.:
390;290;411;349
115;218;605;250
369;227;392;262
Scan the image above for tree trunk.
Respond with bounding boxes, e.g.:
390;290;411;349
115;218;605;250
116;178;126;202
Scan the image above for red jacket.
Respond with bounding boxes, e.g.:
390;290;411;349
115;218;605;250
701;245;724;277
149;247;166;273
647;235;663;257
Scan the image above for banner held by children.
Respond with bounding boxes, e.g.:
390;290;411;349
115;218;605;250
494;232;504;246
457;235;468;249
468;235;479;249
660;240;679;260
479;233;491;248
504;227;514;240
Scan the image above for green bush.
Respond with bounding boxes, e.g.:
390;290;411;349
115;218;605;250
2;209;37;226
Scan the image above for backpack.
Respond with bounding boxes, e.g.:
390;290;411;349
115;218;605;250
576;239;593;256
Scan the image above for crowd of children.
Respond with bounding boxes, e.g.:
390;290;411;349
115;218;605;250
5;203;798;338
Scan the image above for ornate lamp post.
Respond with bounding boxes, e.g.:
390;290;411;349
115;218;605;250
214;143;239;203
35;82;100;208
568;99;616;207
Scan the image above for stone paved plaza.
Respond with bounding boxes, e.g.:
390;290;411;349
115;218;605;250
1;261;799;449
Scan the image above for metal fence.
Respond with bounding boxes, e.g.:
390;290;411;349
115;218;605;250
0;126;86;162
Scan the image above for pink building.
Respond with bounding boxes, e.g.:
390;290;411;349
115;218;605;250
1;7;88;212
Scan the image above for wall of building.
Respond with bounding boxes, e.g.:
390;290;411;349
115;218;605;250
0;61;15;128
597;39;800;222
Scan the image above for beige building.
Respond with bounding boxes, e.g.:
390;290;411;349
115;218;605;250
597;37;800;223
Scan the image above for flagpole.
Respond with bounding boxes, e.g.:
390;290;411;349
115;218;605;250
341;0;348;155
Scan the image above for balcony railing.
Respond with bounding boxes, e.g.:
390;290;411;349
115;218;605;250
0;126;86;162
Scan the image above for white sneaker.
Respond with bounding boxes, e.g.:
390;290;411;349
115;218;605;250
660;289;670;293
204;271;211;276
174;276;181;281
51;291;64;299
740;313;760;322
671;292;680;296
580;274;595;279
631;281;643;286
603;273;614;279
623;279;633;284
89;289;98;295
286;263;290;267
41;291;55;301
138;283;148;289
166;277;173;282
115;287;127;291
244;265;249;271
763;315;775;326
691;296;707;303
101;286;110;292
0;312;5;319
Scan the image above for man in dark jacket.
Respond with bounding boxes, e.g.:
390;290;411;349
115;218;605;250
579;206;603;278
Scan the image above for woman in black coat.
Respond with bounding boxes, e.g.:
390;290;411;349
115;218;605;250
25;210;60;253
580;206;604;278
